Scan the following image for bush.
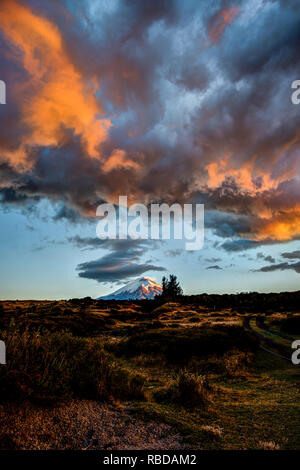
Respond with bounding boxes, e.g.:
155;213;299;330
0;308;108;337
118;325;258;362
109;308;140;321
155;370;210;407
280;316;300;334
174;371;210;406
0;328;146;403
187;348;254;377
103;367;146;401
223;349;254;377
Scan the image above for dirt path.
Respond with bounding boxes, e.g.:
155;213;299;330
256;317;296;342
243;317;292;362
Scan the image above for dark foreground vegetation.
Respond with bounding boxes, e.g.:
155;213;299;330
186;290;300;313
0;293;299;449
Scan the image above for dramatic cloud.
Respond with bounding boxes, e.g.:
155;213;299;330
256;252;276;263
1;0;300;252
220;239;260;252
256;261;300;274
281;250;300;260
76;238;165;283
0;0;111;170
68;235;108;250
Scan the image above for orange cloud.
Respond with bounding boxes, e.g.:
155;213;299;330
205;154;279;195
0;0;111;168
208;6;240;44
204;152;300;242
255;209;300;242
102;149;141;173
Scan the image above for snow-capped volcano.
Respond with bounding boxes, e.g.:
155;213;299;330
97;277;162;300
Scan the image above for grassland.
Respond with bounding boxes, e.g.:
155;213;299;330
0;298;299;450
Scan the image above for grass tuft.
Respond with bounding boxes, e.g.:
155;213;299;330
155;370;211;408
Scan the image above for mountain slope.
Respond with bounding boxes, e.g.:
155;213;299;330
97;277;162;300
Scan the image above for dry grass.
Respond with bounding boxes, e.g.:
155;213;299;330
170;371;211;407
0;400;190;450
223;349;254;377
258;441;280;450
0;299;299;450
0;328;147;403
154;371;211;408
200;425;223;438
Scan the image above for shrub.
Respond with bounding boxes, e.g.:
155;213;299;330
223;349;254;377
109;308;140;321
131;353;166;367
118;325;258;362
186;347;254;378
155;370;211;408
0;307;108;337
280;316;300;334
151;302;178;316
103;366;146;401
0;328;146;403
174;371;210;406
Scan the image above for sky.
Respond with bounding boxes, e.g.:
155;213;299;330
0;0;300;299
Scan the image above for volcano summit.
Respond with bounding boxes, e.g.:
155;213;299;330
97;277;162;300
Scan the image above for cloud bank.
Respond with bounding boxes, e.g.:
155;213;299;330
0;0;300;253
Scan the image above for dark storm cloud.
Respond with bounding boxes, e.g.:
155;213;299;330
0;187;32;204
76;237;165;283
53;205;83;223
0;163;20;184
223;8;300;80
256;261;300;274
71;236;165;282
0;0;300;253
256;252;276;263
219;237;285;252
205;211;252;239
220;239;260;252
281;250;300;260
77;257;165;283
68;235;106;250
206;265;223;270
